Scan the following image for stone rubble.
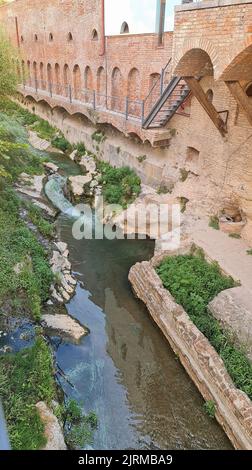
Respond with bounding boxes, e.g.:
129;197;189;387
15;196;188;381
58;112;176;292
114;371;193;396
41;314;88;342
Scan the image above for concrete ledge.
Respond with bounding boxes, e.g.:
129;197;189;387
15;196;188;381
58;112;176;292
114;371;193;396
129;256;252;449
175;0;252;12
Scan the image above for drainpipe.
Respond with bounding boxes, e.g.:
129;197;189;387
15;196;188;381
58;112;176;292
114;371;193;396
15;16;20;49
155;0;166;46
100;0;105;56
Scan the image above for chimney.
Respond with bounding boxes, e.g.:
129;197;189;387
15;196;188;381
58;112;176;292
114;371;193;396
155;0;166;46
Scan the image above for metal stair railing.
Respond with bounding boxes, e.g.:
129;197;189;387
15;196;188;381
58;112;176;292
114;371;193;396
142;76;182;129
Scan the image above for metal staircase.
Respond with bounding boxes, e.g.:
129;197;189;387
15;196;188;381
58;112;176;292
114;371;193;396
142;76;190;129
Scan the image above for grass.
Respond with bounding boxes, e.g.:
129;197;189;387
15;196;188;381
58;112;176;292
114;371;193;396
0;186;53;320
209;215;219;230
229;233;241;239
97;161;141;208
0;98;71;153
0;107;54;320
91;130;106;144
26;203;55;238
0;336;56;450
203;400;216;419
156;253;252;401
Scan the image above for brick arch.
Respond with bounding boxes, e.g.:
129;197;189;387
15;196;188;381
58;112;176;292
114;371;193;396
127;67;140;116
63;64;70;97
27;60;31;85
54;63;60;94
97;66;106;106
32;61;37;84
111;66;123;111
39;62;45;90
174;48;214;78
73;64;81;100
47;63;52;92
84;66;93;104
173;38;218;78
219;41;252;81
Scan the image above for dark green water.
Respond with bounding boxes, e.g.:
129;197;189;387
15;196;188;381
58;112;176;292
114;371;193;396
55;214;231;450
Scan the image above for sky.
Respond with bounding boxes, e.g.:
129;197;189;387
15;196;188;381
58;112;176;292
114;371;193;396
105;0;181;35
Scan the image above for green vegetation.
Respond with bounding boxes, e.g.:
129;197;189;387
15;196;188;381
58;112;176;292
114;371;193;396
91;130;106;144
97;161;141;208
0;98;72;153
0;98;54;320
51;134;71;152
229;233;241;239
137;155;147;164
26;203;55;238
209;215;219;230
203;400;216;419
61;400;98;450
0;27;18;96
180;168;189;182
0;336;56;450
0;186;53;320
180;196;189;213
156;253;252;401
157;183;173;195
74;142;86;158
247;249;252;255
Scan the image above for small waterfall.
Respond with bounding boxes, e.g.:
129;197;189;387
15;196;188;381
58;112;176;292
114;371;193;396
45;175;81;218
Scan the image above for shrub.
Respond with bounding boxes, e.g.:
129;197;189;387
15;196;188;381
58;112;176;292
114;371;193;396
51;134;71;153
0;337;56;450
156;254;252;401
204;401;216;419
91;130;105;144
97;162;141;208
209;215;219;230
229;233;241;239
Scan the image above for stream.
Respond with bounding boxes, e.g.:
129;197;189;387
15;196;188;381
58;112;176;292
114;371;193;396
1;112;232;449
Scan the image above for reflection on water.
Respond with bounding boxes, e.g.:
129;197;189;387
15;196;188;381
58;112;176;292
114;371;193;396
56;213;231;450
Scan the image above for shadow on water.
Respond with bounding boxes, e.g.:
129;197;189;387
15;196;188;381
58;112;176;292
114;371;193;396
55;213;232;450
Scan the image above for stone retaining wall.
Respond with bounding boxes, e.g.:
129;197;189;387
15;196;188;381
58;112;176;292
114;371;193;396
128;254;252;450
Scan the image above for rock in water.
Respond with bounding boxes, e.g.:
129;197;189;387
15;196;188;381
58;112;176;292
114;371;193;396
41;314;88;342
36;402;66;450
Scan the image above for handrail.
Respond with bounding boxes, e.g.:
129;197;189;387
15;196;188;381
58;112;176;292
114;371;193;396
22;79;144;122
143;58;172;105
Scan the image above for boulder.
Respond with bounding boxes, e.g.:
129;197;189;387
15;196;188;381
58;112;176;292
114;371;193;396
28;130;51;151
43;162;59;174
68;174;93;197
79;154;96;174
69;149;78;161
208;286;252;361
36;402;66;450
41;314;88;342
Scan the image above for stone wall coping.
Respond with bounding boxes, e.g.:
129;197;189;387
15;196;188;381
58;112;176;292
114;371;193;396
175;0;252;13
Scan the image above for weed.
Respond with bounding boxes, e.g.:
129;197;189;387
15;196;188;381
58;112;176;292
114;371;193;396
203;401;216;419
209;215;219;230
0;336;56;450
91;130;106;144
137;155;147;163
96;161;141;208
229;233;241;239
180;168;189;182
156;255;252;400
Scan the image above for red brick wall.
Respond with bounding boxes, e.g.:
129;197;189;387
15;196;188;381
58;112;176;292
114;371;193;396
0;0;173;103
